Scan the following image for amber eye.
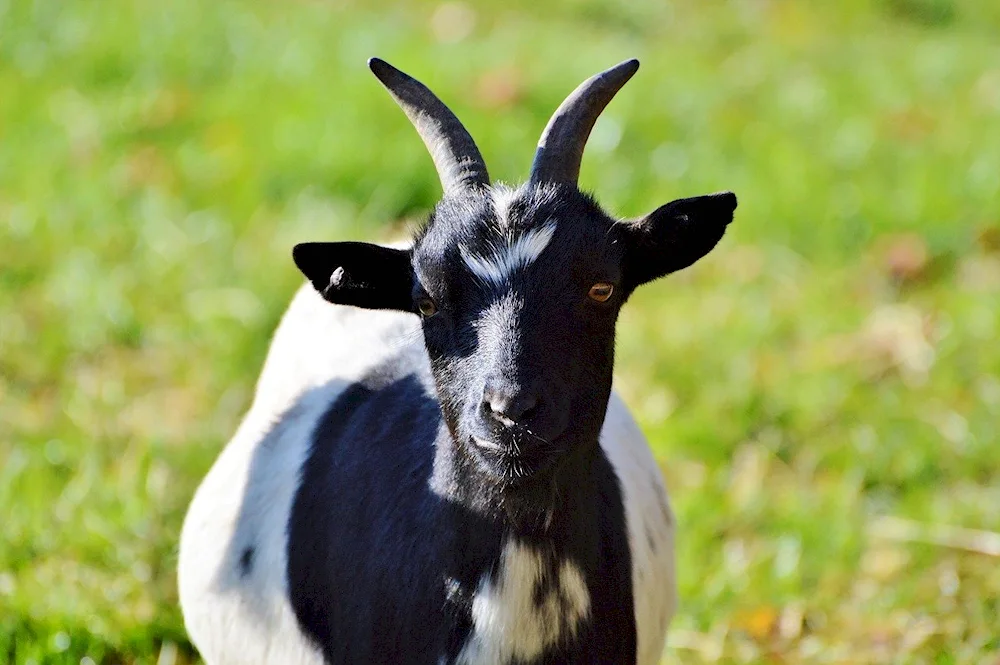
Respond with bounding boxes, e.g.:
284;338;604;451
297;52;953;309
588;282;614;302
417;298;438;317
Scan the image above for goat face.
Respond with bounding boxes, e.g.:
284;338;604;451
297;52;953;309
412;184;623;482
292;58;737;486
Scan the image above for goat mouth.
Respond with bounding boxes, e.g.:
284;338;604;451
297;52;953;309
472;436;505;453
469;433;558;482
471;434;541;457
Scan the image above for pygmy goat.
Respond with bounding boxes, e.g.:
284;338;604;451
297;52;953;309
178;57;737;665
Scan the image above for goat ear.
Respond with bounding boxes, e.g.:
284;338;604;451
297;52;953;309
621;191;737;289
292;242;416;313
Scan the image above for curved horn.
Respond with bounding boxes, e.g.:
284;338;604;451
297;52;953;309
529;59;639;186
368;58;490;196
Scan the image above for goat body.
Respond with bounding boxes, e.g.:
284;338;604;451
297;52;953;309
179;58;736;665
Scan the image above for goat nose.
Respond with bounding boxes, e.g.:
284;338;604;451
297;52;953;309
482;384;539;425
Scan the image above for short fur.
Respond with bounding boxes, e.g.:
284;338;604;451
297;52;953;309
179;58;736;665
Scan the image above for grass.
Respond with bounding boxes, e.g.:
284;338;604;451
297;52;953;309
1;0;999;662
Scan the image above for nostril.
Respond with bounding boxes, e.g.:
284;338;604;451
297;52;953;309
482;386;539;426
511;393;538;421
482;389;510;423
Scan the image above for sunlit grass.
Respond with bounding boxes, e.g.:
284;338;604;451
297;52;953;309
2;0;999;662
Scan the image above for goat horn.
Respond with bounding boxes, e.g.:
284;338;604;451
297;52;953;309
529;59;639;186
368;58;490;196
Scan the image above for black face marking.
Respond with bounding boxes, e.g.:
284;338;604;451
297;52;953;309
238;546;254;577
410;185;627;489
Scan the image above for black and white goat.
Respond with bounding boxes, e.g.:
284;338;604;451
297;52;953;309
178;58;737;665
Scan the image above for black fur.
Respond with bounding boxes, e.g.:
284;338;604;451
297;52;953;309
287;364;634;664
239;546;254;577
287;182;734;663
293;242;415;312
621;191;738;290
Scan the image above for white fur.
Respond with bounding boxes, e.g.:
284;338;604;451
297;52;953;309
178;281;420;665
461;221;556;286
601;391;677;665
490;184;522;228
457;541;591;664
459;184;558;287
179;248;675;665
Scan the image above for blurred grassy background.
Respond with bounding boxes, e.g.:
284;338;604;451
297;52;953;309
2;0;1000;662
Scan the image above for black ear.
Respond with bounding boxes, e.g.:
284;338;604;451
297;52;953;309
292;242;416;312
622;191;737;289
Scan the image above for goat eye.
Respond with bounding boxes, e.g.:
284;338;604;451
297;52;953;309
417;298;438;317
588;283;614;303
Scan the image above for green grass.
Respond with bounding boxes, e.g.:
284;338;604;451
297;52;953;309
2;0;999;662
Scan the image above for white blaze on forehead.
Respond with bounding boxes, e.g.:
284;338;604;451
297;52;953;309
461;221;557;286
459;184;558;287
490;183;522;228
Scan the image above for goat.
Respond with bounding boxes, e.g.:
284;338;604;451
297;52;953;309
178;57;737;665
